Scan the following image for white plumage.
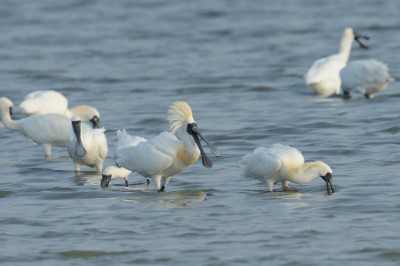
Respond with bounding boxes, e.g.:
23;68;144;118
19;90;101;128
101;165;132;188
19;90;68;116
67;117;108;173
340;59;394;98
115;101;221;192
241;144;334;194
305;28;369;97
101;129;147;187
114;129;147;160
0;97;71;157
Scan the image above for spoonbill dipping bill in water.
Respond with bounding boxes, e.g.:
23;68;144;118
340;59;394;99
101;129;147;187
67;117;108;173
101;165;132;188
304;27;369;97
19;90;101;128
101;129;148;188
241;144;334;194
115;101;222;192
0;97;72;157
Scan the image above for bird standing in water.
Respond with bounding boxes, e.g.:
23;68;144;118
115;101;221;192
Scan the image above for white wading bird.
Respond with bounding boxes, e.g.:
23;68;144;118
101;165;132;188
340;59;394;99
304;27;369;97
101;129;147;188
0;97;71;157
19;90;101;128
241;144;334;194
67;117;108;173
114;101;222;192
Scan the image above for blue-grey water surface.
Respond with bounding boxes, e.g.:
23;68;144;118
1;1;400;265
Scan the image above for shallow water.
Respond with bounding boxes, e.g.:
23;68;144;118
1;0;400;265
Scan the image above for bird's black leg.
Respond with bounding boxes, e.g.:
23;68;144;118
343;90;351;99
125;179;129;187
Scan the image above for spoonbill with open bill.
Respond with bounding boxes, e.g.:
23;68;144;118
304;27;369;97
115;101;222;192
241;144;334;194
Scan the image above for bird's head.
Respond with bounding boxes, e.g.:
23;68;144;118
168;101;221;168
345;27;370;49
0;97;14;116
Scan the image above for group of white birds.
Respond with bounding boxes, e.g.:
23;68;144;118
0;89;334;194
6;29;389;195
305;27;394;98
0;92;225;192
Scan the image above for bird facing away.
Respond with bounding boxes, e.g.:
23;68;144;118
0;97;72;157
67;117;108;173
340;59;394;99
241;144;334;194
304;27;369;97
115;101;221;192
19;90;101;128
101;165;132;188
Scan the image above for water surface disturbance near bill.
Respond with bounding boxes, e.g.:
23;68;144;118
1;0;400;265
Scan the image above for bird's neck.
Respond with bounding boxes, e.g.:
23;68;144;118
176;129;200;165
289;162;321;185
0;106;21;131
179;129;199;154
338;34;353;62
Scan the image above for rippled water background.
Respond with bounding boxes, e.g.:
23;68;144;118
1;0;400;265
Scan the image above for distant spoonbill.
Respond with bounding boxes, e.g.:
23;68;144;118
304;28;369;97
67;117;108;173
101;165;132;188
0;97;71;157
19;90;101;128
340;59;394;99
241;144;334;194
115;101;222;192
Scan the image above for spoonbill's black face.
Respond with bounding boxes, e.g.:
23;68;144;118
321;172;334;195
187;122;222;168
90;116;100;129
101;174;112;188
187;122;213;168
354;31;370;49
9;107;13;116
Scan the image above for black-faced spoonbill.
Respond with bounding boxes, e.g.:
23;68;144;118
115;101;222;192
241;144;334;194
19;90;101;128
101;129;147;188
0;97;71;157
340;59;394;99
304;27;369;97
101;165;132;188
112;129;149;185
67;117;108;173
